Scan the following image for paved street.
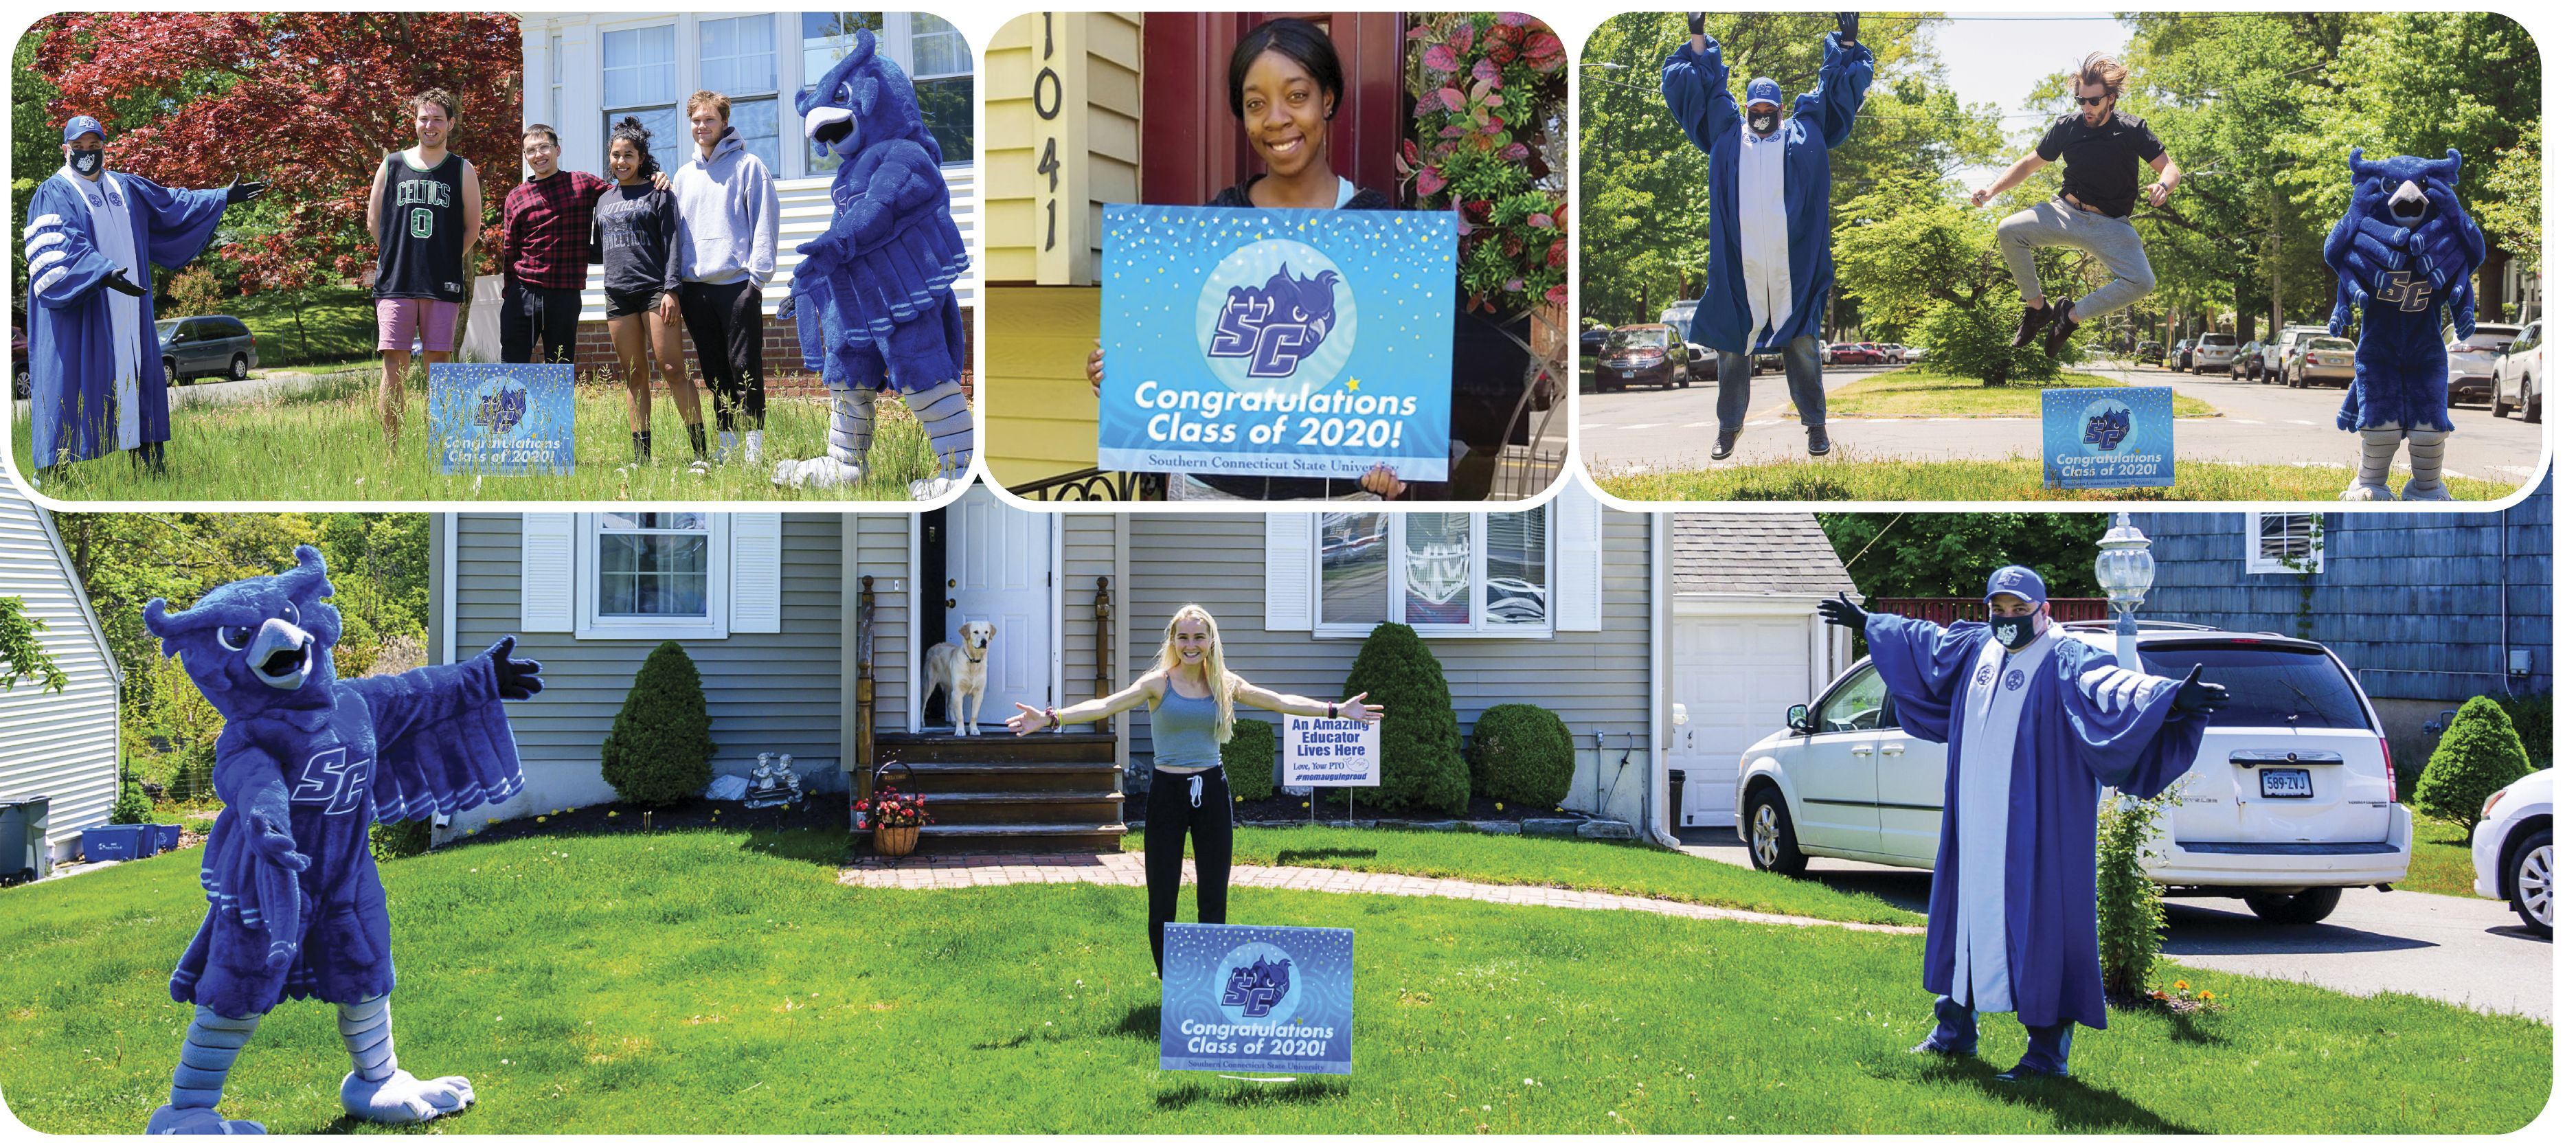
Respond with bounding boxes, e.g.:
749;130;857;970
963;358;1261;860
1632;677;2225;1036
1676;828;2553;1021
1583;359;2546;488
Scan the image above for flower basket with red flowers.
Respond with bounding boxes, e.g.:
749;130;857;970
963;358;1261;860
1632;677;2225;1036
859;762;935;857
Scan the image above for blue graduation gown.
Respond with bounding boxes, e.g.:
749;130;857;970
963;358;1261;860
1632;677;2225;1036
172;655;523;1019
1661;34;1871;353
22;169;228;466
1865;615;2208;1030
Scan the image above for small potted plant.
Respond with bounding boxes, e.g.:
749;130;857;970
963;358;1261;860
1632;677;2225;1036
859;784;934;857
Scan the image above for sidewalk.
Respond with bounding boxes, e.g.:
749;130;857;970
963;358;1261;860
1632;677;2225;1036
837;851;1924;935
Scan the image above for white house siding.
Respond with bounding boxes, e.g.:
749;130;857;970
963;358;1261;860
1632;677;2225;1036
0;483;122;866
1120;503;1658;822
521;12;978;322
438;512;901;832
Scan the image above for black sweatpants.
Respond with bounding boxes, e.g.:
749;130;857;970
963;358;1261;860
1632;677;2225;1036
679;278;765;431
499;278;583;365
1144;765;1233;973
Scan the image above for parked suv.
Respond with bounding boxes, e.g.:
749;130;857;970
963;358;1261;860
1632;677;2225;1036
2489;318;2542;423
2186;332;2239;374
1735;622;2408;924
157;315;258;384
2262;325;2329;383
2470;769;2551;936
2445;322;2524;406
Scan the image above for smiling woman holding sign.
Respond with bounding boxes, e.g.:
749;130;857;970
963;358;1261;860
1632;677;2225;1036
1006;605;1384;973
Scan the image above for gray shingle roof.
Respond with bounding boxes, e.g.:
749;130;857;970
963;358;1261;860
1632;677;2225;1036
1670;513;1858;598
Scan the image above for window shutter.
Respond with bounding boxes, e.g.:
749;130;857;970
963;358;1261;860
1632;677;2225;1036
1555;494;1603;633
731;512;784;635
519;513;577;633
1264;513;1316;631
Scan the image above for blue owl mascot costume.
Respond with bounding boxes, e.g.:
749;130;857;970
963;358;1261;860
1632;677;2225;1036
773;30;973;499
2324;148;2485;501
139;546;542;1133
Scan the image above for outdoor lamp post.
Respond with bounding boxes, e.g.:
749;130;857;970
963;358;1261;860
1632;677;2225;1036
2094;512;2155;670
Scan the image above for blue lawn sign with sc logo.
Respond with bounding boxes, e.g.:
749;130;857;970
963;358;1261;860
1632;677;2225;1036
1097;204;1456;482
1161;923;1353;1074
427;363;574;475
2041;386;2174;489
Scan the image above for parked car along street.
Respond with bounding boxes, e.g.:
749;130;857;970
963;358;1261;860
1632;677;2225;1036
2187;332;2239;375
2167;339;2193;371
156;315;259;384
1594;324;1686;392
2226;341;2267;381
2471;768;2552;936
2262;324;2329;384
2444;322;2523;406
1735;622;2407;924
2287;337;2356;389
2489;318;2542;423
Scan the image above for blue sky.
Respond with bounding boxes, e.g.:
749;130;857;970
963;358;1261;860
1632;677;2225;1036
1922;12;2129;187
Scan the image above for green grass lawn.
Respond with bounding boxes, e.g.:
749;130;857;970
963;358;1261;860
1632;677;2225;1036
1136;825;1917;927
2393;812;2481;899
1597;458;2520;503
1821;369;2219;419
12;372;938;502
0;826;2548;1133
208;284;379;369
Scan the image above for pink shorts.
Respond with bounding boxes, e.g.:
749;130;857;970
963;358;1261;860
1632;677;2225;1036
376;298;460;353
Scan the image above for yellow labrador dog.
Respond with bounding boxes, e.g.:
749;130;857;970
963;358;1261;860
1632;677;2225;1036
925;620;997;735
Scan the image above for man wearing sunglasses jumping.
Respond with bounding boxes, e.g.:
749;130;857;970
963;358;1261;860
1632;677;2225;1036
1971;53;2178;357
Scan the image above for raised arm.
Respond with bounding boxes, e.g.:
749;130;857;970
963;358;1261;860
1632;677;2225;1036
2143;152;2178;209
1806;27;1874;148
1971;152;2048;207
1660;33;1737;155
1230;674;1385;723
1006;671;1156;735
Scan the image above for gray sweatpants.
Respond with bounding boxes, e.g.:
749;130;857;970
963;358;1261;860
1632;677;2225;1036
1997;198;2157;322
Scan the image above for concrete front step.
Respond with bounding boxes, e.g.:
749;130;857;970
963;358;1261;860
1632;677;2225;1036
876;732;1116;766
892;760;1125;795
918;790;1125;826
901;822;1129;854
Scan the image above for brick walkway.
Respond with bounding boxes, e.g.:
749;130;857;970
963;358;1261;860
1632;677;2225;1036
836;852;1923;935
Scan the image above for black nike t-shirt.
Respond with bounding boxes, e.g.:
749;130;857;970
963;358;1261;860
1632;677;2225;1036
2036;110;2165;218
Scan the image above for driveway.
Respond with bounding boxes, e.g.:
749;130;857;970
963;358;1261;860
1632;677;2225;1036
1584;359;2546;489
1675;828;2552;1021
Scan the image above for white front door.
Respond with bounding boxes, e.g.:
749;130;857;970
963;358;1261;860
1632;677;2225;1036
945;485;1054;729
1673;612;1815;828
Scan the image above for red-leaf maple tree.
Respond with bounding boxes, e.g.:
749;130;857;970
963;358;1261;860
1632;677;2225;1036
32;11;523;293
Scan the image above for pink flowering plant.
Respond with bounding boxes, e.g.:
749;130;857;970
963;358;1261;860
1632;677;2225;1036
1397;12;1568;315
859;787;935;829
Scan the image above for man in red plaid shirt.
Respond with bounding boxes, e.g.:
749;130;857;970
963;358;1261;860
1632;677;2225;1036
497;125;661;364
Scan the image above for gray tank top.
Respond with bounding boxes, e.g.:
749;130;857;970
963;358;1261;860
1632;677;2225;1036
1150;685;1223;771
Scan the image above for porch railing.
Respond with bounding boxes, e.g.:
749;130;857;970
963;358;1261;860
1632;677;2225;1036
1009;468;1170;503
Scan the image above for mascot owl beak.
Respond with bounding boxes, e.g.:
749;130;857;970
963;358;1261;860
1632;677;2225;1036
247;618;317;691
2387;179;2429;224
805;105;856;151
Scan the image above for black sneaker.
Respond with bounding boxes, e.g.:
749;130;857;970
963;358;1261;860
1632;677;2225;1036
1710;429;1739;461
2042;298;2080;357
2011;302;2053;348
1807;426;1831;455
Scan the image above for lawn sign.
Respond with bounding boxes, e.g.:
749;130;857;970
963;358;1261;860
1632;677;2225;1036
1160;923;1354;1076
428;363;575;475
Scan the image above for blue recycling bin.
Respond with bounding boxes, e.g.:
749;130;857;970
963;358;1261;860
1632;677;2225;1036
150;824;184;853
81;824;149;863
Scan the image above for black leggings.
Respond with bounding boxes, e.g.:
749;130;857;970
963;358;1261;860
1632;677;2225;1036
1144;765;1233;973
679;279;765;431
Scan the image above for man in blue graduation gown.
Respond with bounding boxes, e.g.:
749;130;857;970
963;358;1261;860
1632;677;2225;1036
1819;567;2228;1080
21;115;263;477
1663;12;1871;462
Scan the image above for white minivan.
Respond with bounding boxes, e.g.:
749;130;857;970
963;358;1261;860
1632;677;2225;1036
1735;622;2409;924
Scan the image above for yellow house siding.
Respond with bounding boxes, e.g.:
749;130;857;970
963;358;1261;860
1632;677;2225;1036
985;12;1143;486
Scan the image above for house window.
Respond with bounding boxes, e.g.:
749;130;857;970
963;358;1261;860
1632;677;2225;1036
547;31;563;124
580;512;732;640
907;13;975;163
799;12;886;178
602;24;679;172
699;14;780;175
1315;508;1552;637
2245;512;2324;574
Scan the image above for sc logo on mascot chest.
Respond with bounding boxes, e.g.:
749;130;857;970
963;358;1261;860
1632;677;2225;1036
1197;239;1359;388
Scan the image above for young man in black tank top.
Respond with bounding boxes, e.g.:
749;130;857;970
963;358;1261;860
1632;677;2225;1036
1970;54;2178;357
367;89;483;450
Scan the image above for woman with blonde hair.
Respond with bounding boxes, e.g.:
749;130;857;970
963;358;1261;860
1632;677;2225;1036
1008;604;1383;971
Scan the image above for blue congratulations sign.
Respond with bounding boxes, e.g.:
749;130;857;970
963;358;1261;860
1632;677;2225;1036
427;363;574;475
2042;386;2174;489
1160;923;1353;1075
1099;204;1455;483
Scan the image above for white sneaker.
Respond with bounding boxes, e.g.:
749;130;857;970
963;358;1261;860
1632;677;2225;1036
744;429;765;467
714;431;737;464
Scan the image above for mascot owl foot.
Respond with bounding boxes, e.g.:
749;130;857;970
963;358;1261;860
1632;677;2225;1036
340;1069;475;1124
2402;480;2454;502
147;1104;267;1134
2338;479;2397;503
773;455;867;489
771;388;879;490
910;475;964;501
2400;429;2452;501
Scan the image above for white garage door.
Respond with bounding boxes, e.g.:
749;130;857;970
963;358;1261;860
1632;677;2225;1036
1673;613;1816;828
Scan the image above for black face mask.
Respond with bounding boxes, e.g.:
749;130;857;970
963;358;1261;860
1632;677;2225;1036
68;148;104;177
1990;613;2038;650
1748;110;1779;135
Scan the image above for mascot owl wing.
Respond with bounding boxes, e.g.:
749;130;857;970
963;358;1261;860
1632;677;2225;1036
338;646;534;822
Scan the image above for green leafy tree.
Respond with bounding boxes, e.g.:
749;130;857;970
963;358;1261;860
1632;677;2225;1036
1818;512;2108;602
1;597;69;694
1221;717;1277;803
2415;695;2533;830
1342;623;1468;815
1468;703;1574;808
600;642;717;807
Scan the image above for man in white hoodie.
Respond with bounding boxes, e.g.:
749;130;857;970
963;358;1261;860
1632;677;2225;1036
673;90;781;466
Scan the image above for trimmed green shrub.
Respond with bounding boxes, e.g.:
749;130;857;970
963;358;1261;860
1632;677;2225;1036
600;641;717;807
1342;622;1468;815
2415;695;2533;830
2097;784;2185;1004
1909;289;2072;384
110;780;152;826
1469;703;1575;808
2485;690;2551;770
1222;718;1278;803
